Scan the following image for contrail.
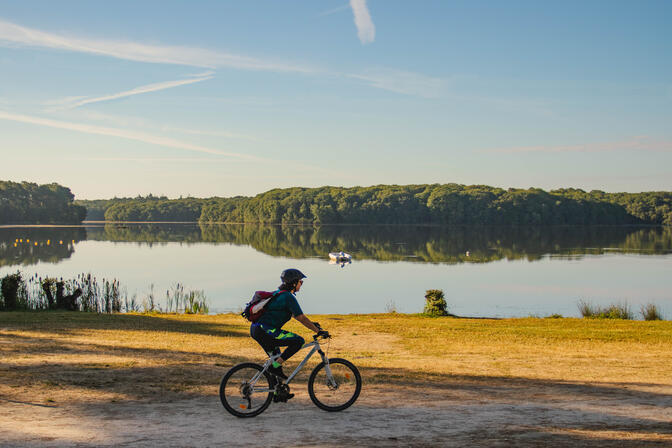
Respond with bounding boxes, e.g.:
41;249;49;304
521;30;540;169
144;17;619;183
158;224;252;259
60;72;214;109
0;18;314;72
0;110;265;161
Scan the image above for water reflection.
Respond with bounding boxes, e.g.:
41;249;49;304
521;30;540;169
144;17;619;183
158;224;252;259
0;224;670;267
0;227;85;267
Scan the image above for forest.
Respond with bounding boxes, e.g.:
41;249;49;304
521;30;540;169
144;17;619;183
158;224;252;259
89;184;672;226
0;181;86;225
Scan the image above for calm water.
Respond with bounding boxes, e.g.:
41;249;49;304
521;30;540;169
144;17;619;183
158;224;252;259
1;224;671;318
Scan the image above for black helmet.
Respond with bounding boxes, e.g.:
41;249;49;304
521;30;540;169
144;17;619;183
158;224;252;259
281;268;306;285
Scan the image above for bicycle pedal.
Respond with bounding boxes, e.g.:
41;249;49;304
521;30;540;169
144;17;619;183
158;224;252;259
273;393;294;403
273;383;292;402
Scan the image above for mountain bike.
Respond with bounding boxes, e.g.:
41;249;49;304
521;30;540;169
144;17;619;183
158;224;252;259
219;331;361;418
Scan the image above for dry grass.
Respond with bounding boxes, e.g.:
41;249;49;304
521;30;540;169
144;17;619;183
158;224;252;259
1;312;671;407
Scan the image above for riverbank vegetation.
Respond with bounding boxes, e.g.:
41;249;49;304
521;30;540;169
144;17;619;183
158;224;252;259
84;184;672;225
0;180;85;224
0;312;670;406
0;272;208;314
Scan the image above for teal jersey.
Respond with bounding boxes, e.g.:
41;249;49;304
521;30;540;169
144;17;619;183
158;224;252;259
256;290;303;329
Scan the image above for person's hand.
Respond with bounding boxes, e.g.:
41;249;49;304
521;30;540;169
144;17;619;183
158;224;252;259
312;321;322;330
316;330;330;339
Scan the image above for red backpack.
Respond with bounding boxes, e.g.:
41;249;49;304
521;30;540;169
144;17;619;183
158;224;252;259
241;290;284;322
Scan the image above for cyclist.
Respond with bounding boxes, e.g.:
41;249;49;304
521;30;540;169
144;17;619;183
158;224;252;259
250;268;327;383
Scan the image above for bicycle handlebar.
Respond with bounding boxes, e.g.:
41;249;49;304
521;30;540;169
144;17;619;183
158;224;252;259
313;330;331;340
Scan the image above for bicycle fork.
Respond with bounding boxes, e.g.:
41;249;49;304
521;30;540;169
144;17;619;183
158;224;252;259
317;347;339;390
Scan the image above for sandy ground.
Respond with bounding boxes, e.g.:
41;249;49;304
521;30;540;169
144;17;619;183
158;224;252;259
2;381;671;447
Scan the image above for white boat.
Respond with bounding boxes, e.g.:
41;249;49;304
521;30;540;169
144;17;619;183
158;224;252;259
328;251;352;261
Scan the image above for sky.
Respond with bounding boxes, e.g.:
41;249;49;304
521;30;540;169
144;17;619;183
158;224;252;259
0;0;671;199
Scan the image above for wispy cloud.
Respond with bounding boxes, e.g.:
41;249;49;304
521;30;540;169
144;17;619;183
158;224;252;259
0;110;264;160
162;126;260;142
350;0;375;44
0;18;313;73
66;156;232;163
54;109;261;142
491;136;672;153
318;4;351;17
347;68;445;98
50;72;214;110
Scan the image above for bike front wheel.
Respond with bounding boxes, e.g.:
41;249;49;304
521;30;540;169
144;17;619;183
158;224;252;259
220;363;274;418
308;358;362;412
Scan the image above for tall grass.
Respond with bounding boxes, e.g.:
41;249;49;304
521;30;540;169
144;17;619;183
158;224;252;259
165;283;209;314
578;300;633;320
0;271;209;314
640;303;664;321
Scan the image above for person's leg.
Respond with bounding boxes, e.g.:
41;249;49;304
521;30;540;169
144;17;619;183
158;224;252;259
274;329;305;362
251;324;304;360
250;324;281;355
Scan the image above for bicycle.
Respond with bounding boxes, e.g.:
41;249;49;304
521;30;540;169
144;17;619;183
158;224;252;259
219;331;362;418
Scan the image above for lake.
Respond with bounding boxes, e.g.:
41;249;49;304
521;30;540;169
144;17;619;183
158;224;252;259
1;224;671;318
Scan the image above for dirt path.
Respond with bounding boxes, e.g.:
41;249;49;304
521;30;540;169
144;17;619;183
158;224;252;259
2;382;671;447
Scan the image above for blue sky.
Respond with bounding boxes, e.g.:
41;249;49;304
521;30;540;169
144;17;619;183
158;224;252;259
0;0;670;199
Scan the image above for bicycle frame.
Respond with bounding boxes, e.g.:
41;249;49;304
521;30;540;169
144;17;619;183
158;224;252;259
246;337;334;392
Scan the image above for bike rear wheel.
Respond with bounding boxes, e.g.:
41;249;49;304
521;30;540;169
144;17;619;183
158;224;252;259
220;363;274;418
308;358;361;412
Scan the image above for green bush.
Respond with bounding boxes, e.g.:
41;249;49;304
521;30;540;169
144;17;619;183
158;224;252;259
1;272;27;311
423;289;448;316
578;300;633;320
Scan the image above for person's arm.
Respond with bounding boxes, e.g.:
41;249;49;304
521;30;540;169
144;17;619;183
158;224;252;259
294;314;320;333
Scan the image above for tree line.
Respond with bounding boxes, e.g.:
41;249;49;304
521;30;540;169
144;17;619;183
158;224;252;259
91;184;672;226
0;181;86;225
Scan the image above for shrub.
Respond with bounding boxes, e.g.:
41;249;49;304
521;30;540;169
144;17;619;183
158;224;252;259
640;303;663;321
423;289;448;316
578;300;633;320
545;313;563;319
1;272;27;311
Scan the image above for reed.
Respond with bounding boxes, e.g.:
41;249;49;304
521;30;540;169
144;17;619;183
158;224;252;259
164;283;208;314
142;284;157;313
0;271;209;315
384;299;398;314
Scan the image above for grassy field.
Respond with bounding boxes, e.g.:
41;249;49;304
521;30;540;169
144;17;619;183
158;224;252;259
1;311;671;405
